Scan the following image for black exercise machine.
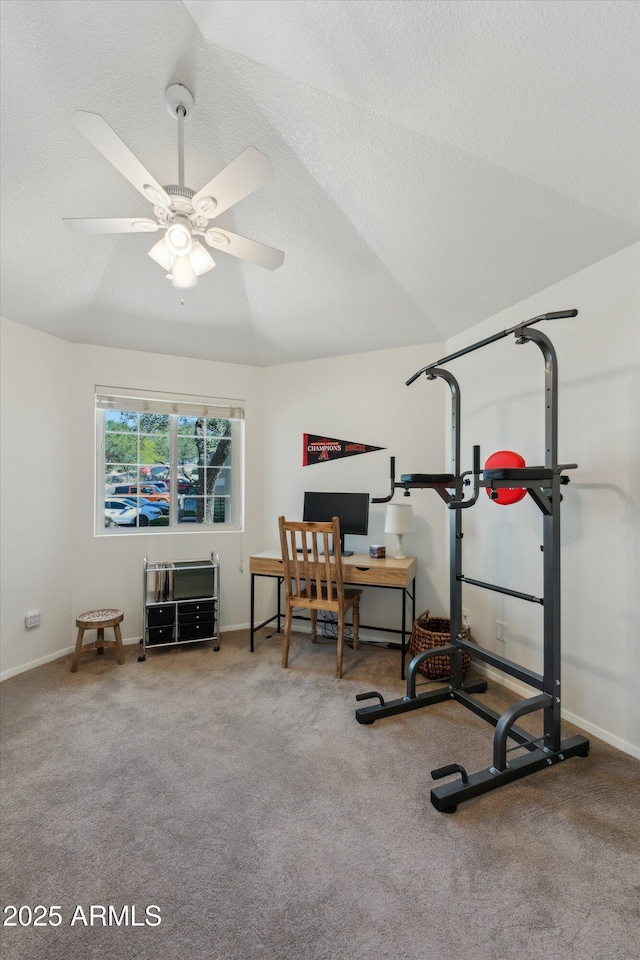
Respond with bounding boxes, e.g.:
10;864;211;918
356;310;590;812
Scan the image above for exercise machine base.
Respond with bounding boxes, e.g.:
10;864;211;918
430;734;590;812
355;677;488;724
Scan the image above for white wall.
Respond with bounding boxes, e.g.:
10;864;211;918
440;243;640;757
261;343;449;637
1;319;74;677
0;318;265;678
2;241;638;758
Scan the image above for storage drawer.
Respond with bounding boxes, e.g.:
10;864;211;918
177;619;215;641
147;605;175;627
147;625;175;646
177;600;215;622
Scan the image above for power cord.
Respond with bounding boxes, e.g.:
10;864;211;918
319;611;354;643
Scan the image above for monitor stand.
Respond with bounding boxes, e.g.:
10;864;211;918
339;534;353;557
297;536;354;557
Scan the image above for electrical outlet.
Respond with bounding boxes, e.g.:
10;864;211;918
25;610;41;629
496;620;507;643
462;608;470;629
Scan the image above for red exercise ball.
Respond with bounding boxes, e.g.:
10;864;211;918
484;450;527;505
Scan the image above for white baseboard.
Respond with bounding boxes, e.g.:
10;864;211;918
477;663;640;760
0;628;254;681
0;636;146;682
2;648;72;681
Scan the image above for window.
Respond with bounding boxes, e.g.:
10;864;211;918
96;387;244;534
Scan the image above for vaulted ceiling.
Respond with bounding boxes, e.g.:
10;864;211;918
1;0;638;365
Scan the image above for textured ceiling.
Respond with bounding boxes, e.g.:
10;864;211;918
1;0;638;366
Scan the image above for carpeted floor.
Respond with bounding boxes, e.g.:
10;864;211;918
1;629;639;960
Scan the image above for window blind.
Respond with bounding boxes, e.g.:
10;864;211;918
96;386;244;420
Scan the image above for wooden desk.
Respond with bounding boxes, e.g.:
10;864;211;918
249;551;417;678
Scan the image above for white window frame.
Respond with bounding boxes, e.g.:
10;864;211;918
95;386;244;536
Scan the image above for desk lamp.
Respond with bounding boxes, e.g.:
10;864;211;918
384;503;414;559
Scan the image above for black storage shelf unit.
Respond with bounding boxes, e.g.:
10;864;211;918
141;554;220;660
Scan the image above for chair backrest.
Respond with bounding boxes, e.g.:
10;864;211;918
278;516;345;607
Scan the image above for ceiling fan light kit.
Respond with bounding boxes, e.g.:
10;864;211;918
64;83;284;291
165;217;193;257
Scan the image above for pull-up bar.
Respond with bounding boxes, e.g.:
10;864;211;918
358;307;590;812
406;310;578;385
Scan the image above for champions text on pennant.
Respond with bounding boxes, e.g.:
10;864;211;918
303;434;385;466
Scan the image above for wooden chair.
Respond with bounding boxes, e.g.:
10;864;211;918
278;516;362;679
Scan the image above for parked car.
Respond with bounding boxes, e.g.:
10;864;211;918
109;483;170;503
120;496;170;515
143;479;170;492
166;478;199;495
105;498;163;527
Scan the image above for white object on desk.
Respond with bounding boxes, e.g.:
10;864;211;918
384;502;414;559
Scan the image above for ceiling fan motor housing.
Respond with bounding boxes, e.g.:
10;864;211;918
155;186;209;230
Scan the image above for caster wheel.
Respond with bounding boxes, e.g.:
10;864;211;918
138;655;146;662
214;644;220;651
578;750;590;758
441;806;457;814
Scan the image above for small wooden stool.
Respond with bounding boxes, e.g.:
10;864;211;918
71;609;125;673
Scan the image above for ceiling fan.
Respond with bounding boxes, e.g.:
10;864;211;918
63;84;284;289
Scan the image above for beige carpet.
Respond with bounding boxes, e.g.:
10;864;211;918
1;629;639;960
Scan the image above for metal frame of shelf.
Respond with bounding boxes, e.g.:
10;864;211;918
140;553;220;660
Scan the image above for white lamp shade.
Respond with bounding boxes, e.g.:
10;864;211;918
189;240;216;276
384;503;414;534
148;237;173;271
171;254;197;288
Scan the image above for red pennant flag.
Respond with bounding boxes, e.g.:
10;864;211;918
303;433;385;466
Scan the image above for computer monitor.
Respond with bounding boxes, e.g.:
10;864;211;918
302;491;370;556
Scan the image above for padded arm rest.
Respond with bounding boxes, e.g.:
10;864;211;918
400;473;456;486
483;467;553;481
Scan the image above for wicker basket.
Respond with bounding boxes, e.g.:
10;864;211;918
408;610;471;679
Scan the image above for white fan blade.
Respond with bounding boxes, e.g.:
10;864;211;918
64;218;160;235
192;147;274;218
204;228;284;270
72;111;172;208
